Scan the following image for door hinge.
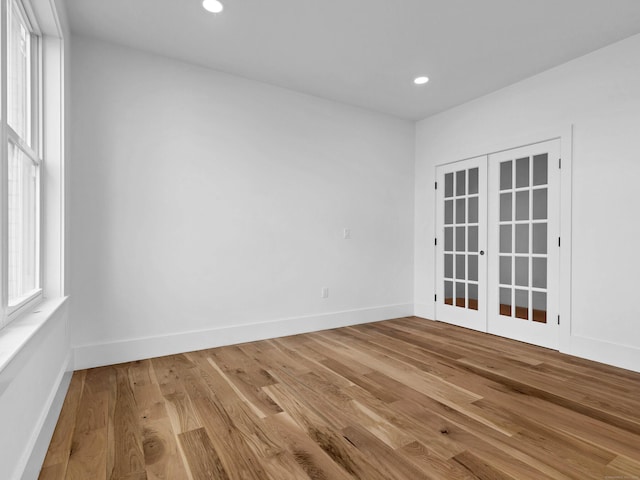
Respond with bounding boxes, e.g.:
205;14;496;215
557;315;560;325
435;181;438;190
435;238;437;246
559;158;562;169
558;237;561;247
434;294;437;302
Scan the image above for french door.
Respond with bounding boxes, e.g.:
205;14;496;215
487;141;560;349
435;156;488;332
435;140;560;349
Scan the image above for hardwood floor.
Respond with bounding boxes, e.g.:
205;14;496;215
39;317;640;479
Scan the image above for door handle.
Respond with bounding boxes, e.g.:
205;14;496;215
480;250;485;255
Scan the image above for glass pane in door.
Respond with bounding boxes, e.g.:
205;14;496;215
533;154;548;185
456;282;466;307
500;288;512;316
445;281;453;305
468;168;479;194
445;173;454;197
533;292;547;323
468;284;478;311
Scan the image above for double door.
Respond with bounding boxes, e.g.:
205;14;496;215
435;140;560;349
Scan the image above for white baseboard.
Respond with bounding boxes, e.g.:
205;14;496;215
73;302;640;374
18;353;72;480
563;334;640;374
73;304;414;370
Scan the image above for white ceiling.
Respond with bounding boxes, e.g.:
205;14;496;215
65;0;640;120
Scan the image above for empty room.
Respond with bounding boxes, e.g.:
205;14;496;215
1;0;640;478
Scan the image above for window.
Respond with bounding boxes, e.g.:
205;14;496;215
2;0;42;323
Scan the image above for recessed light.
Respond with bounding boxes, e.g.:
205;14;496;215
414;76;430;85
202;0;224;13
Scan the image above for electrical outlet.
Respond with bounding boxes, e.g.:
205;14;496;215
343;228;351;239
321;287;329;298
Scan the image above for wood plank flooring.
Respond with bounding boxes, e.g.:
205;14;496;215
39;317;640;479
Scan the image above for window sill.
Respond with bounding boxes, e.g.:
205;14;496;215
8;289;43;320
0;296;68;375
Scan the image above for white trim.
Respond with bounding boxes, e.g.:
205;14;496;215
15;0;39;34
73;304;414;370
1;0;9;327
15;353;71;480
558;125;573;352
432;124;572;170
7;129;40;164
7;288;42;317
563;335;640;374
0;296;67;376
41;33;65;299
29;0;62;37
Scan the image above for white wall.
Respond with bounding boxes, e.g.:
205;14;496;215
415;33;640;372
70;36;415;368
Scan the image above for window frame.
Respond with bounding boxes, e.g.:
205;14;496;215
1;0;44;327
